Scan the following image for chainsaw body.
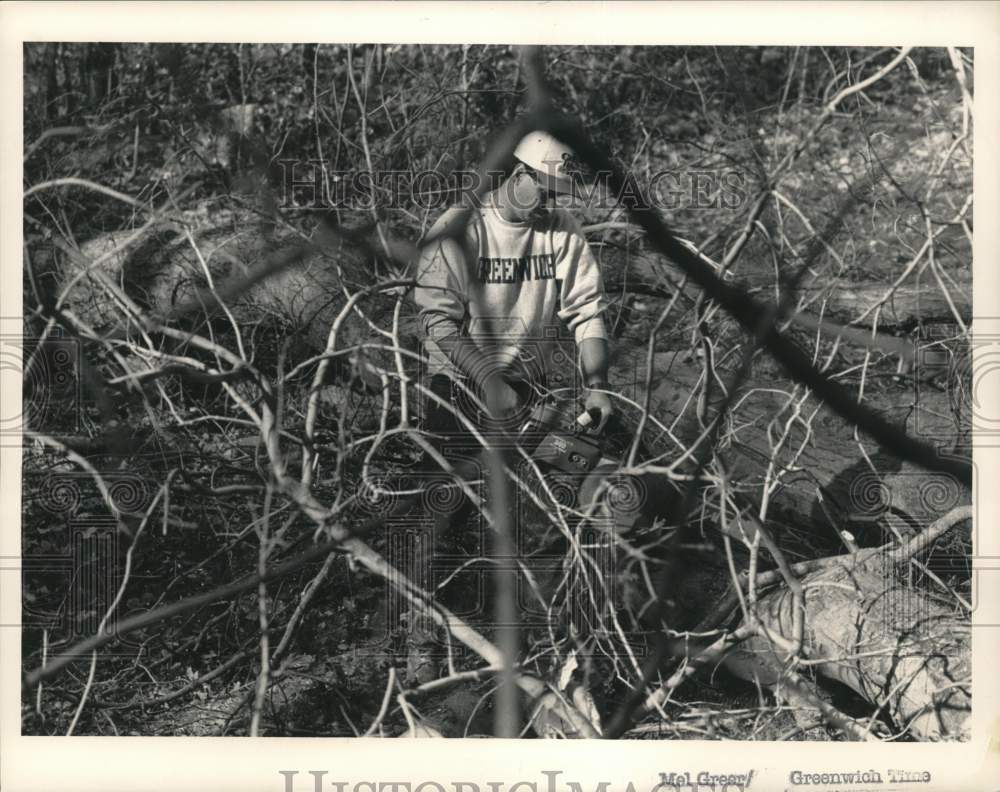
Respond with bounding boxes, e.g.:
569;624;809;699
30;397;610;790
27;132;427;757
521;401;607;474
519;399;646;531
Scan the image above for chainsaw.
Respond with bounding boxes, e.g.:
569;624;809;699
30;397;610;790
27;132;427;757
518;398;648;532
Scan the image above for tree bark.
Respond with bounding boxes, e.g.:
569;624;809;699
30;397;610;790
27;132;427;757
724;544;971;740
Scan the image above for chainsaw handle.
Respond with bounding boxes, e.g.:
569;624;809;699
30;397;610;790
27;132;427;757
575;407;606;435
519;400;606;438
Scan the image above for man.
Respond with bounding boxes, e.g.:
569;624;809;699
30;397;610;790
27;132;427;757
404;130;615;683
415;130;614;432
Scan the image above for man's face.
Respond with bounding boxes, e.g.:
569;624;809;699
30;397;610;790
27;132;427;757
508;165;560;222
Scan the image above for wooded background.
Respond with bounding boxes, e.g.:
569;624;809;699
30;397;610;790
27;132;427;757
21;43;973;740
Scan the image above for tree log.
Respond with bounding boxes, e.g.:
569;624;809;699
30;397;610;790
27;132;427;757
723;537;971;740
608;344;970;537
64;210;410;377
605;250;971;328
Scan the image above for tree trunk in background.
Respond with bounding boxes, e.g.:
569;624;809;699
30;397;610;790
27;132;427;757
44;43;60;120
84;43;119;106
301;43;318;99
59;43;75;117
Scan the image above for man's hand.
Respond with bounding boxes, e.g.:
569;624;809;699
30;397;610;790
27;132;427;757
579;337;614;432
584;384;615;433
482;373;521;419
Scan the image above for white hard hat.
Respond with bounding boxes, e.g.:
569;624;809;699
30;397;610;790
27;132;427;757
513;130;579;195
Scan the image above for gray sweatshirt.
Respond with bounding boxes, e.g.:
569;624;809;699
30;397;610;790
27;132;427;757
412;198;609;385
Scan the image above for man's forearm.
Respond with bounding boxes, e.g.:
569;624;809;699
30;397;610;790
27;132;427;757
432;325;610;390
435;331;502;390
579;337;610;387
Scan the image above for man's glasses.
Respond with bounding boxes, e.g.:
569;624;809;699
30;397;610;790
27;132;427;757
523;167;561;200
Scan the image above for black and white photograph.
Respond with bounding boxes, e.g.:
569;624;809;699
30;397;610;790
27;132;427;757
3;2;1000;791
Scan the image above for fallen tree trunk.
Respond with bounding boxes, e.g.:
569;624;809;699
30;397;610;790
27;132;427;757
601;241;971;328
721;506;972;740
783;277;971;328
609;344;969;536
64;208;410;360
608;271;971;329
